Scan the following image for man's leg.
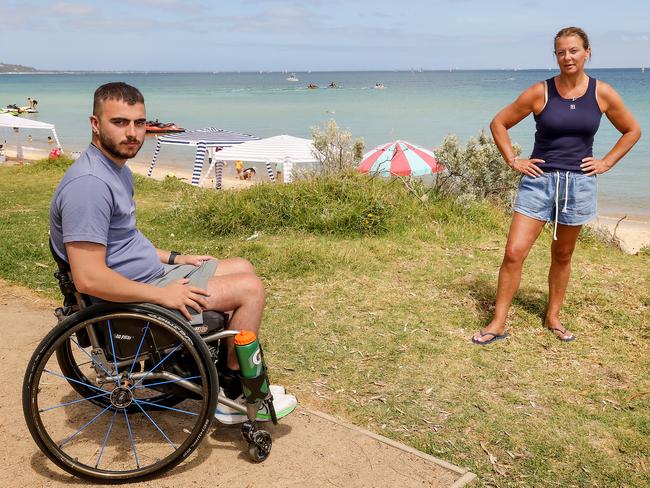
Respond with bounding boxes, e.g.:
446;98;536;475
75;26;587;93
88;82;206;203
206;258;265;370
545;224;581;340
473;212;545;343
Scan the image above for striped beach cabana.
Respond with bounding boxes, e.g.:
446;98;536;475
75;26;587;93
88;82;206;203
147;128;259;188
215;135;320;184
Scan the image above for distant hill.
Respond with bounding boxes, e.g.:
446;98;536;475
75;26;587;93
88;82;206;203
0;62;38;73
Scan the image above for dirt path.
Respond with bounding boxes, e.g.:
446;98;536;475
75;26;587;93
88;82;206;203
0;282;475;487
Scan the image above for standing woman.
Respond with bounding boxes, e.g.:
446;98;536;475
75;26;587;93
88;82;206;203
472;27;641;344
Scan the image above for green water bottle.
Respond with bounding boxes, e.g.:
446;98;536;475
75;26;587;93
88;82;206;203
234;330;269;399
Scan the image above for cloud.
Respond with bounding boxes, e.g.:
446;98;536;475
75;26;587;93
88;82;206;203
51;1;96;15
125;0;187;7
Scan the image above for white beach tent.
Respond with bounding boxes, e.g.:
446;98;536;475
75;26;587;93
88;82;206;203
215;135;321;185
147;128;259;188
0;113;62;148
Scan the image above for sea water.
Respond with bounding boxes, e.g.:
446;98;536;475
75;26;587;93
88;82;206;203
1;69;647;217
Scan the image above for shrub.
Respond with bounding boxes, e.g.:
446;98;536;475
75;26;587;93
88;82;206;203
187;172;400;237
311;120;365;174
433;131;521;208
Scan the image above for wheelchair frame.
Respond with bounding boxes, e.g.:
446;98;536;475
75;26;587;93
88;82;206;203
21;244;277;482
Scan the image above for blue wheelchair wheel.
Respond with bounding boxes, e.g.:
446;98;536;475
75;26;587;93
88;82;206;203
23;303;218;482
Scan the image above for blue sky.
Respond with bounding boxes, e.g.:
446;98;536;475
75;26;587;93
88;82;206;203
1;0;649;71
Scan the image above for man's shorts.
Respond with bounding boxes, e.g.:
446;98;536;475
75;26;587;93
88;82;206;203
513;171;597;226
148;259;218;325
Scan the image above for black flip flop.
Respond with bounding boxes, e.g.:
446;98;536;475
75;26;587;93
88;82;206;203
471;330;509;345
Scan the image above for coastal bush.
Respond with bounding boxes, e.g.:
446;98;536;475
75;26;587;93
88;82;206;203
310;119;365;174
433;130;521;208
20;155;74;173
184;171;452;237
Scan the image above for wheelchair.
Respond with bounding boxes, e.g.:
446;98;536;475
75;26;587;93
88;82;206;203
22;244;278;482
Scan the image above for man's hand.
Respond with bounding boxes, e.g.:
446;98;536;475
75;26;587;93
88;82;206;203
580;157;612;176
175;254;214;266
156;278;210;321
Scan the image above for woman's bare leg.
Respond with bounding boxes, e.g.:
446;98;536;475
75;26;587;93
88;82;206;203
473;212;545;343
545;224;581;340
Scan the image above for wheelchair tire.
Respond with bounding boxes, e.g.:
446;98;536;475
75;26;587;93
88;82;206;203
23;303;218;482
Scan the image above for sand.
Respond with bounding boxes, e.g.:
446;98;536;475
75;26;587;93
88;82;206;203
0;281;474;487
588;216;650;254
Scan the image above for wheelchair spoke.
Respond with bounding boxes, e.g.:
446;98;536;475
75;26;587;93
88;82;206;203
131;375;201;389
123;409;140;469
106;320;121;387
128;323;150;375
135;401;177;449
131;343;183;389
44;368;110;395
59;404;112;448
70;336;113;378
96;408;118;468
39;391;111;413
133;398;199;416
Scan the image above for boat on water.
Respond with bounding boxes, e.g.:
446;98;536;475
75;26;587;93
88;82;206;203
373;83;385;89
307;83;318;89
286;73;299;82
1;105;37;115
145;120;185;134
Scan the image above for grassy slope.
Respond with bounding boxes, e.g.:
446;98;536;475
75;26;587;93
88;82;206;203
1;161;648;487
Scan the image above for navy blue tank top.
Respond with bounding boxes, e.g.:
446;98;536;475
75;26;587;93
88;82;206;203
531;76;602;172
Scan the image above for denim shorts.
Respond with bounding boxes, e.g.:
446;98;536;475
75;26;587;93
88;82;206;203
513;171;597;226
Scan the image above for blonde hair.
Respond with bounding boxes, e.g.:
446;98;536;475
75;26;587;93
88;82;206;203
554;27;590;51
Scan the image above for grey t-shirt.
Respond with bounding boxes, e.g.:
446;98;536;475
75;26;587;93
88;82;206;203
50;144;164;284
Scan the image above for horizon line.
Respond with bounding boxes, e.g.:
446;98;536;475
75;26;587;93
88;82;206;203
1;67;646;75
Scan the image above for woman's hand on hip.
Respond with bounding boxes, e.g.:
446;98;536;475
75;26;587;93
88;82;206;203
580;157;611;176
510;158;545;177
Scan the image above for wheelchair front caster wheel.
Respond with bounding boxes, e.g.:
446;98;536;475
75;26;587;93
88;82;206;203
248;430;272;462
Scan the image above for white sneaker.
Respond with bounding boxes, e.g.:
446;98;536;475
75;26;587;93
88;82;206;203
214;385;297;425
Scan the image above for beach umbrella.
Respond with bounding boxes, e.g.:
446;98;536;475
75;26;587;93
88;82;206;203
357;140;443;177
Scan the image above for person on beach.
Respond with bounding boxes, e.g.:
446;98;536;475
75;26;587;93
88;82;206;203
49;82;297;422
241;167;256;180
472;27;641;345
276;161;283;182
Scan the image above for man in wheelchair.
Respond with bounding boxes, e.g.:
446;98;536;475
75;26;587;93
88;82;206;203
49;82;297;425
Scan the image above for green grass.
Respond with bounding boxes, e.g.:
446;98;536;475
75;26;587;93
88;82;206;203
1;159;649;486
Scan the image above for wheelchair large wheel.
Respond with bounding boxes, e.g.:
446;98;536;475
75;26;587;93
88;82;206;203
23;303;218;482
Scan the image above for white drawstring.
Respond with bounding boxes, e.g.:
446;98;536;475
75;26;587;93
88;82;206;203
562;171;569;213
553;172;560;240
553;171;571;240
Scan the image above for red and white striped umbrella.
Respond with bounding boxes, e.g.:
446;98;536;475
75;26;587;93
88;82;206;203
357;140;443;177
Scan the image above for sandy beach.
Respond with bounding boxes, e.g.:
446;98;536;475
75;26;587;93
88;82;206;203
1;145;259;191
588;216;650;254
